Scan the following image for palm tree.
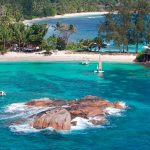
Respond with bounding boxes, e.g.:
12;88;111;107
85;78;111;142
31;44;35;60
54;22;76;45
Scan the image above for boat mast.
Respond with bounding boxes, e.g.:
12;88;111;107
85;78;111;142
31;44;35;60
98;51;102;71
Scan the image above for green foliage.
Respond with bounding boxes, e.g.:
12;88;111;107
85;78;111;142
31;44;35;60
93;36;103;45
136;49;150;62
27;24;48;46
65;42;80;50
0;45;7;55
99;0;150;53
136;52;145;62
40;35;57;50
0;9;48;51
47;35;57;49
79;39;93;47
40;40;49;50
0;0;120;19
0;0;150;19
54;22;76;45
56;37;66;50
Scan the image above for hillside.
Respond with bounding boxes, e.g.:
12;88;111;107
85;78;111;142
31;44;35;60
0;0;117;19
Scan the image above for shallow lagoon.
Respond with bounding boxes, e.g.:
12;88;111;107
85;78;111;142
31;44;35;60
0;62;150;150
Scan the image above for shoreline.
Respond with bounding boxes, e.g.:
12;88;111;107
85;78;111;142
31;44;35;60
23;11;109;24
0;52;136;63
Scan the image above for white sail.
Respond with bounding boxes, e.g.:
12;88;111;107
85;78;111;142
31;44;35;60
94;51;104;73
98;52;102;71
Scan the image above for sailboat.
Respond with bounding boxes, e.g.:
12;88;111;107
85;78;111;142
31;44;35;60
94;51;104;73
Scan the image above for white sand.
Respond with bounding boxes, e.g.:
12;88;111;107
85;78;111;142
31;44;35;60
23;12;109;24
0;51;136;62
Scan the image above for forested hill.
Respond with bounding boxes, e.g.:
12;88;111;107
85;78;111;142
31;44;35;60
0;0;117;19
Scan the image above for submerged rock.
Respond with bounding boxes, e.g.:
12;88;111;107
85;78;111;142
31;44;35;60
32;107;71;130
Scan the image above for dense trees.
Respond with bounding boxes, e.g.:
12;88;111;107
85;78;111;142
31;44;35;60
136;49;150;63
0;23;48;52
0;0;118;19
0;9;49;53
0;0;150;53
99;0;150;53
54;22;76;49
132;0;150;53
0;7;77;53
40;23;77;51
0;6;77;53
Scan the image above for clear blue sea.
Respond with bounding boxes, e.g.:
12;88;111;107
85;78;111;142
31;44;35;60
0;62;150;150
29;14;145;52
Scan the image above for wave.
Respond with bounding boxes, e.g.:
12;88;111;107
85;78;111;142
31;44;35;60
9;117;103;133
118;102;127;109
105;107;123;116
5;103;27;113
87;16;103;19
71;117;94;130
88;17;96;19
10;124;39;133
1;103;54;121
10;123;55;133
104;102;127;116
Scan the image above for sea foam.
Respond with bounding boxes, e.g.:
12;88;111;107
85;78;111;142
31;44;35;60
3;103;55;121
5;103;27;113
10;124;39;133
104;102;127;116
71;117;95;130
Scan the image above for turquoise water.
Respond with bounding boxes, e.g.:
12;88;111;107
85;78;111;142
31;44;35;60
29;15;145;52
0;62;150;150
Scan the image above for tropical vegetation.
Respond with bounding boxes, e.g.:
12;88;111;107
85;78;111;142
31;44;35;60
0;0;117;19
99;0;150;53
136;49;150;62
0;0;150;54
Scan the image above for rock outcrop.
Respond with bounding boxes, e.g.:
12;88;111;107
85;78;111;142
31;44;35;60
26;98;53;107
32;107;71;130
89;117;107;125
23;96;126;131
26;98;69;107
69;106;105;118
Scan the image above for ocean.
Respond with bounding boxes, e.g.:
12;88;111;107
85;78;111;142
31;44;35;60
0;62;150;150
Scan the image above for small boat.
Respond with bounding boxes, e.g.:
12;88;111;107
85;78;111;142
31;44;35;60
0;91;6;96
94;52;104;73
94;70;104;73
81;59;89;65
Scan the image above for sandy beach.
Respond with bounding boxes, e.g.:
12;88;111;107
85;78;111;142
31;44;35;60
0;51;136;62
23;12;109;24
